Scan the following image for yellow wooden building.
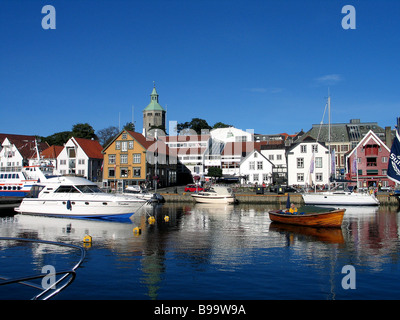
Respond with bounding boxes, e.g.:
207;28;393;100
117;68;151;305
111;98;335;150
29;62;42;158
102;130;176;191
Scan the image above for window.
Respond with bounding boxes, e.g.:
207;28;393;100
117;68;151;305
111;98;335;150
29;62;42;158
249;161;255;170
120;168;129;178
68;148;76;158
54;186;79;193
122;141;128;152
277;154;282;160
116;141;121;150
133;167;141;177
382;157;388;163
312;144;318;153
253;174;259;181
300;145;307;153
297;158;304;168
108;154;116;164
297;173;304;182
263;173;269;182
120;154;128;164
269;154;274;160
78;159;85;165
316;173;323;182
108;168;115;177
128;141;134;149
257;161;263;170
122;133;127;139
133;153;141;164
315;157;322;168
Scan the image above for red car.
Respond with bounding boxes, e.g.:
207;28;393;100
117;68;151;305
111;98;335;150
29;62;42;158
184;184;204;192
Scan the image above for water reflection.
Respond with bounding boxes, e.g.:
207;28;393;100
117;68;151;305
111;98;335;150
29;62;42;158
1;203;400;299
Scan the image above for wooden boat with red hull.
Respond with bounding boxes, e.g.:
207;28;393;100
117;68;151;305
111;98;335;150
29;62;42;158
268;207;345;228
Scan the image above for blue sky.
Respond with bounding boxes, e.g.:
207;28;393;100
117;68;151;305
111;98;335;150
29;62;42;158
1;0;399;138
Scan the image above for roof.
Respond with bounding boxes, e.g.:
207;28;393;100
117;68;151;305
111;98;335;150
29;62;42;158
41;145;63;159
143;86;165;112
0;133;48;160
126;130;155;149
222;141;270;156
73;137;103;159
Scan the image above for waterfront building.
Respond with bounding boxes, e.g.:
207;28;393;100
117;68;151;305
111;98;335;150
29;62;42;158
159;134;210;183
57;137;103;182
345;130;395;190
142;84;166;136
260;141;288;185
0;133;48;170
239;149;274;185
102;130;177;191
302;119;391;179
210;127;253;143
287;136;330;187
36;145;63;169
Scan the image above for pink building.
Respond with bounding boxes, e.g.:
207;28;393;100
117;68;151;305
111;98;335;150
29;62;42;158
346;130;395;190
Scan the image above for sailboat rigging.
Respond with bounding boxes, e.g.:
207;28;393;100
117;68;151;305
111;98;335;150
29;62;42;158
302;94;380;206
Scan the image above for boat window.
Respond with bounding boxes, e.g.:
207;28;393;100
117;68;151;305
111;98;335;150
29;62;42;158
26;185;45;198
75;185;103;193
54;186;80;193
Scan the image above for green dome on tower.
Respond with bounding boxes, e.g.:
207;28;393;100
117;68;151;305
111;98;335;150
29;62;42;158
143;84;165;112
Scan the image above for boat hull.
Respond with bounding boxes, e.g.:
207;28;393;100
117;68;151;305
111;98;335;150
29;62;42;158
191;195;236;204
268;208;345;228
302;192;379;206
14;198;145;219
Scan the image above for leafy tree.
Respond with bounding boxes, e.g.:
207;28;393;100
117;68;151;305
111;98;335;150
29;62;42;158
213;122;231;129
207;166;222;178
71;123;97;140
176;118;212;134
41;131;71;146
123;122;135;131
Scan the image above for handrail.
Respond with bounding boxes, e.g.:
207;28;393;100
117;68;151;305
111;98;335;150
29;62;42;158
0;237;86;300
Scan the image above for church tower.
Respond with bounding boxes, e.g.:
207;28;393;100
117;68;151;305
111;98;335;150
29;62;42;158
142;83;166;135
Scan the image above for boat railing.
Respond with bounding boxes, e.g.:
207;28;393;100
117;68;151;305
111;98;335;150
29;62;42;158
0;237;86;300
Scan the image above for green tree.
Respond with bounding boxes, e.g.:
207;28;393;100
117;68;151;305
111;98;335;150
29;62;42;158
213;122;231;129
177;118;212;134
207;166;222;178
71;123;97;140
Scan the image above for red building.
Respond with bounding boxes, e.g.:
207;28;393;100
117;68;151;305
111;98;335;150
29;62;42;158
346;130;395;190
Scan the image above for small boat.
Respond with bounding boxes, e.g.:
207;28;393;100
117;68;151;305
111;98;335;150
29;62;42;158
14;176;146;220
268;206;346;228
302;190;379;206
122;185;164;203
191;186;236;204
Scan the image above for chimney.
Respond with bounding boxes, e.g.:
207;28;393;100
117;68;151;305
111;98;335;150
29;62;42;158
385;126;392;148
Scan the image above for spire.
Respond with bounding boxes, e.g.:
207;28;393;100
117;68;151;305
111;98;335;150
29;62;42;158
150;82;159;103
143;82;165;111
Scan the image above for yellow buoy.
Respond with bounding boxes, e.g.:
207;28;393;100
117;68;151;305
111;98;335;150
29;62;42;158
133;227;142;235
164;215;170;222
83;235;92;243
148;216;156;224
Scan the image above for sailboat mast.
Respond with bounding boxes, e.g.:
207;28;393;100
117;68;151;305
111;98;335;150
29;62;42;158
328;94;331;190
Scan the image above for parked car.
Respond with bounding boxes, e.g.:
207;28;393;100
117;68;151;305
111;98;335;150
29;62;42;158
184;184;204;192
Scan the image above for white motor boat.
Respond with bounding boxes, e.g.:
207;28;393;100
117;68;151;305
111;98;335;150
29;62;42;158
302;190;379;206
14;176;146;219
191;186;236;204
123;185;164;203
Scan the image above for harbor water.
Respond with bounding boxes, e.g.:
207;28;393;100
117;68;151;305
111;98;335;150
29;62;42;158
1;202;400;300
